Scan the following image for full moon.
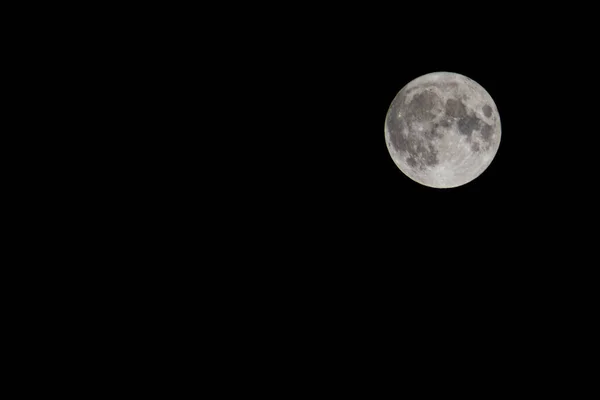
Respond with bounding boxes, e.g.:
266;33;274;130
384;71;501;188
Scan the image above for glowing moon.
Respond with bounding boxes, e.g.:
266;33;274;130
384;71;501;188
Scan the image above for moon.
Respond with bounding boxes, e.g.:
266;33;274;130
384;71;501;188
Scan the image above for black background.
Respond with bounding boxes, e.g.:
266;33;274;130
7;4;597;383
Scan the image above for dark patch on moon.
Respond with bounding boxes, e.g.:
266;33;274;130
457;115;481;138
482;104;492;118
394;136;440;171
388;126;411;153
423;144;439;167
407;90;438;121
439;119;451;127
412;91;436;110
425;123;443;140
480;124;493;142
471;142;480;152
445;98;467;118
413;141;439;169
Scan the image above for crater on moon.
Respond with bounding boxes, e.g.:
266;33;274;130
482;104;492;118
385;71;501;188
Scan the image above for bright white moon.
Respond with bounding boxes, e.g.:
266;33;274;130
384;71;501;188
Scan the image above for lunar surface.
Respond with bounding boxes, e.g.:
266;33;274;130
384;71;501;188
